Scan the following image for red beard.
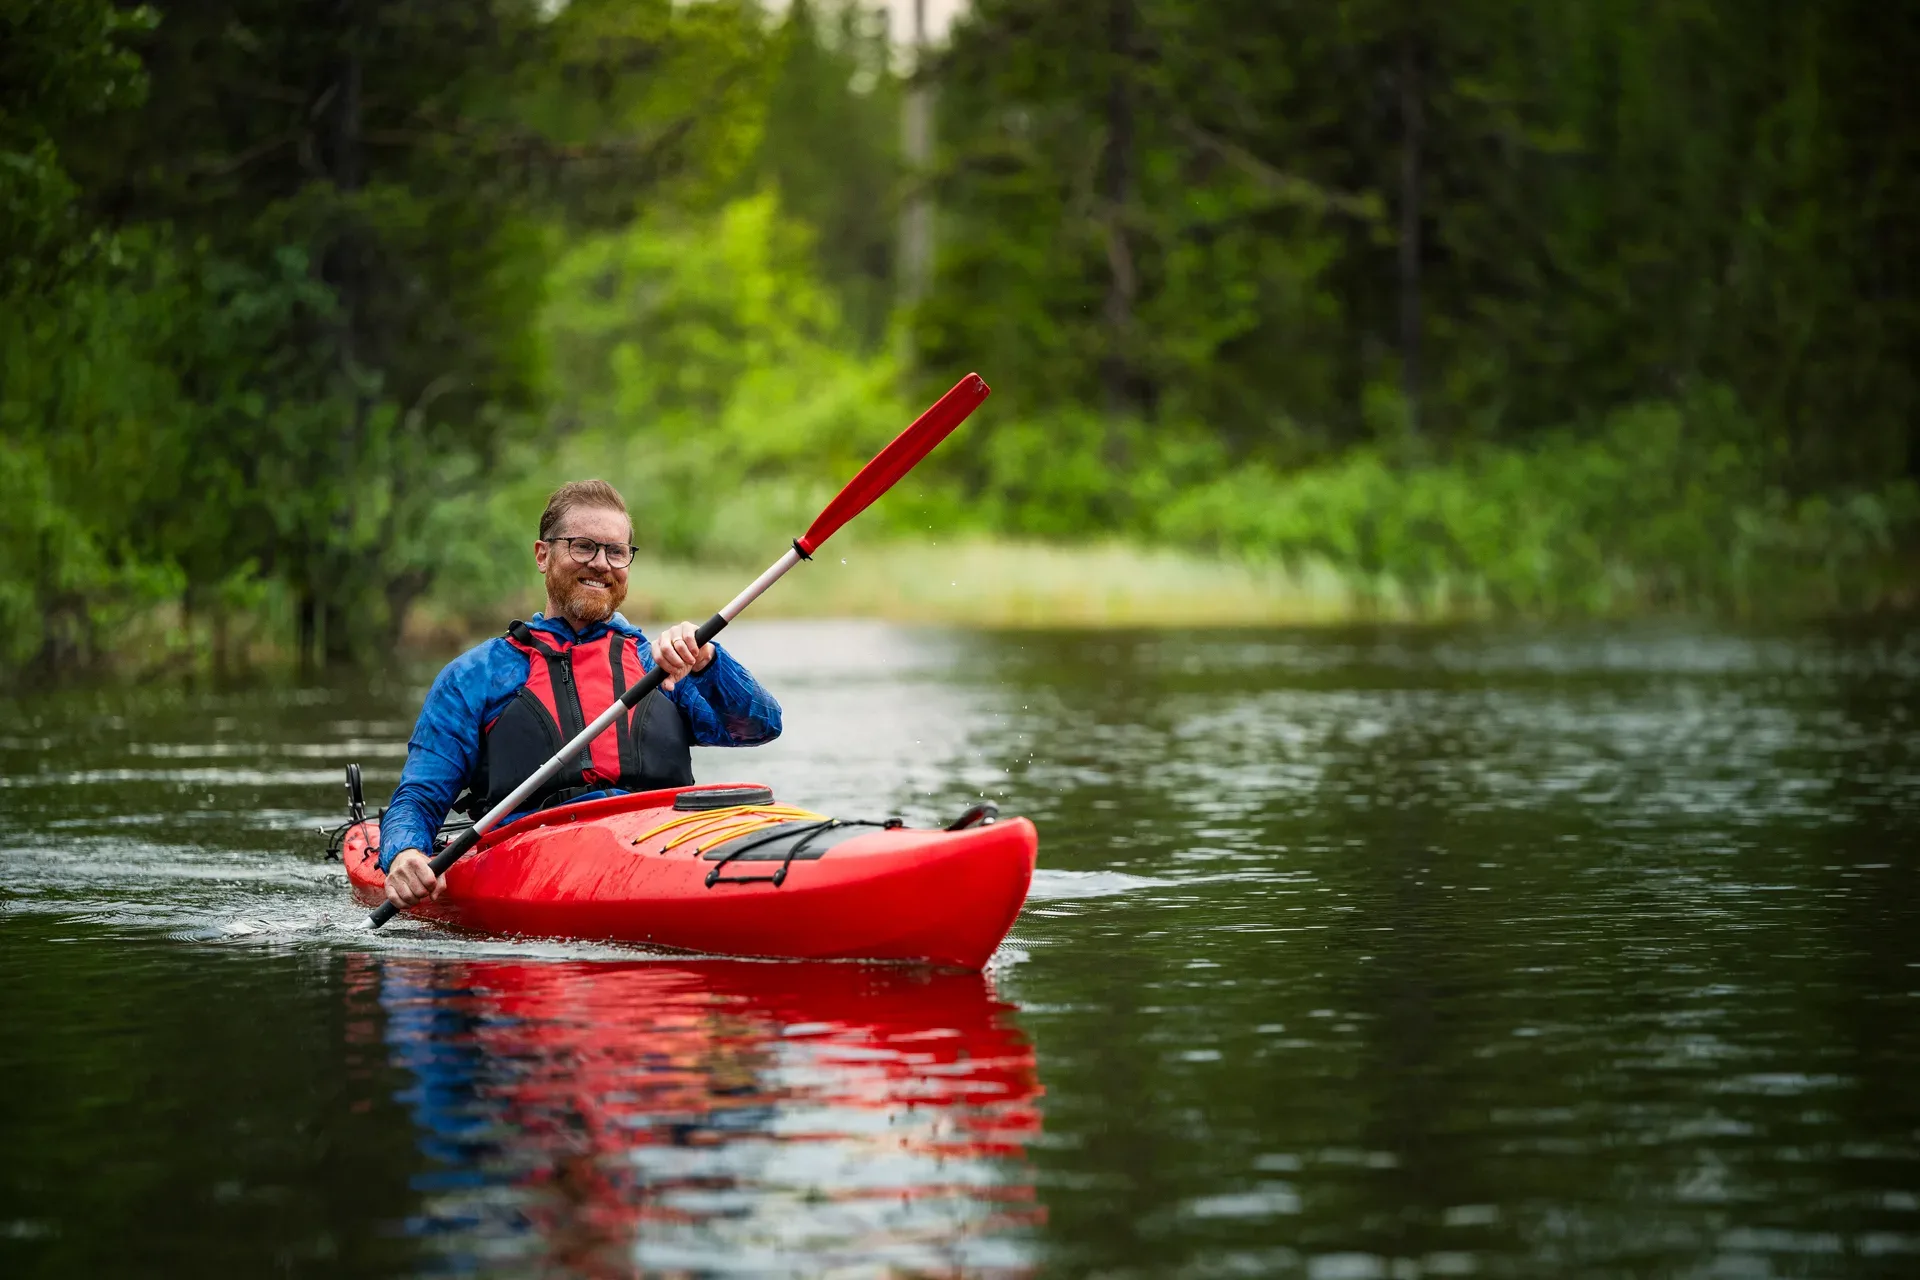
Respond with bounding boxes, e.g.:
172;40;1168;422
546;562;627;627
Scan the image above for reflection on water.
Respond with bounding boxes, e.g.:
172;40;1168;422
348;957;1041;1276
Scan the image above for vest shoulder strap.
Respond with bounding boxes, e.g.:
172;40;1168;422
505;620;569;657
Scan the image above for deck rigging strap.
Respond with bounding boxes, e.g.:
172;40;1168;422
703;818;844;889
689;812;907;889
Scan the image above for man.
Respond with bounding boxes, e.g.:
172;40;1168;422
380;479;781;909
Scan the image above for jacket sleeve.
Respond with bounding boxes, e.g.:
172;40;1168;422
669;641;782;747
379;645;495;871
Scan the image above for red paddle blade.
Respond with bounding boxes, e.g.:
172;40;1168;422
796;373;991;556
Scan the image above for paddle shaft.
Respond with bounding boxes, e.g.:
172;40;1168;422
364;559;796;928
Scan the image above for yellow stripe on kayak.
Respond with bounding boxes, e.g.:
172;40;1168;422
634;804;827;855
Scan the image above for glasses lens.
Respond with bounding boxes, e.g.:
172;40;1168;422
560;538;632;568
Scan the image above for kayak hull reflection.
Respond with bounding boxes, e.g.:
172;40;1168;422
341;784;1036;970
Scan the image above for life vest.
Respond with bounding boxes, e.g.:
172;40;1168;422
467;620;694;816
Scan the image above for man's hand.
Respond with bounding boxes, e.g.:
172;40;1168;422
385;849;445;909
652;621;715;691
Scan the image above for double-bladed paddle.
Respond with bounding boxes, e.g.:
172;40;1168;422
366;372;991;928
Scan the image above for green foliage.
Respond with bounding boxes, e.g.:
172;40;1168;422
0;234;183;665
0;438;184;668
1154;392;1919;616
0;0;152;290
923;0;1920;480
425;188;918;621
545;192;910;552
1;0;773;675
747;0;902;344
5;0;1919;676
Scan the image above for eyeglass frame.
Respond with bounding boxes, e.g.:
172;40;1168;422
543;535;639;569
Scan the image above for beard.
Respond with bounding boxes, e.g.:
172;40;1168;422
546;562;627;627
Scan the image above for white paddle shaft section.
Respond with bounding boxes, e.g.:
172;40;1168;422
720;546;803;622
464;697;626;840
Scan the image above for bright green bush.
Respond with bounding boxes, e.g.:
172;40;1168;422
1153;390;1919;616
0;441;183;668
428;192;928;614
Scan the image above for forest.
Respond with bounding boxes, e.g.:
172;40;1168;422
3;0;1917;674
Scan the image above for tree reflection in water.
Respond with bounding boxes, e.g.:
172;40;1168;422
344;955;1044;1277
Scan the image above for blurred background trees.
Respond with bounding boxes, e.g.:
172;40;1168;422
3;0;1917;673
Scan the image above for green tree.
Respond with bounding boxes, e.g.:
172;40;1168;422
0;0;174;666
921;0;1920;476
18;0;769;665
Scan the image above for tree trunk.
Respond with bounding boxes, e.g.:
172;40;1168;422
898;0;934;314
382;566;431;650
321;6;365;349
297;589;319;672
319;5;370;665
323;600;354;664
1398;26;1423;439
1099;0;1138;420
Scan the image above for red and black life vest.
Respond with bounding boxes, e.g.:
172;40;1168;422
467;620;695;816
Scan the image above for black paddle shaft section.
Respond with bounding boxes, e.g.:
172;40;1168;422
694;610;729;648
367;611;733;928
615;612;729;710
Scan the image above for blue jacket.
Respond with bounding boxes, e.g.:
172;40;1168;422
380;613;780;869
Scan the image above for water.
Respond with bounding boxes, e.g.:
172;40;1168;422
4;619;1920;1277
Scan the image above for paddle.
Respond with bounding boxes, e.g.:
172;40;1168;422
366;372;991;928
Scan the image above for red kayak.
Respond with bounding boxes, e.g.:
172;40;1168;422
338;783;1036;970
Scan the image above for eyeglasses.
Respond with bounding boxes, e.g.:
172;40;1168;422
546;536;638;569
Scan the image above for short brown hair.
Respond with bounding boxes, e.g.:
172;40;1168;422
539;479;630;541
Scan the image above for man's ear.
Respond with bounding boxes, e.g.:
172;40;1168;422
533;539;551;573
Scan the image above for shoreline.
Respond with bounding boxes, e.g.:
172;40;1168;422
406;538;1375;649
7;537;1914;687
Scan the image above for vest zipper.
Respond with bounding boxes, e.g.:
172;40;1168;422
555;653;589;771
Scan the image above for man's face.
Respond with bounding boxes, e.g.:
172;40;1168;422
534;504;631;627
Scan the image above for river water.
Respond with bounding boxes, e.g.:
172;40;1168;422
3;619;1918;1278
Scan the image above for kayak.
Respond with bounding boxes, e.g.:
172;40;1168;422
336;782;1036;970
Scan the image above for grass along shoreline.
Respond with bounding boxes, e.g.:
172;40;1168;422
405;537;1374;647
407;528;1920;654
14;531;1912;686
